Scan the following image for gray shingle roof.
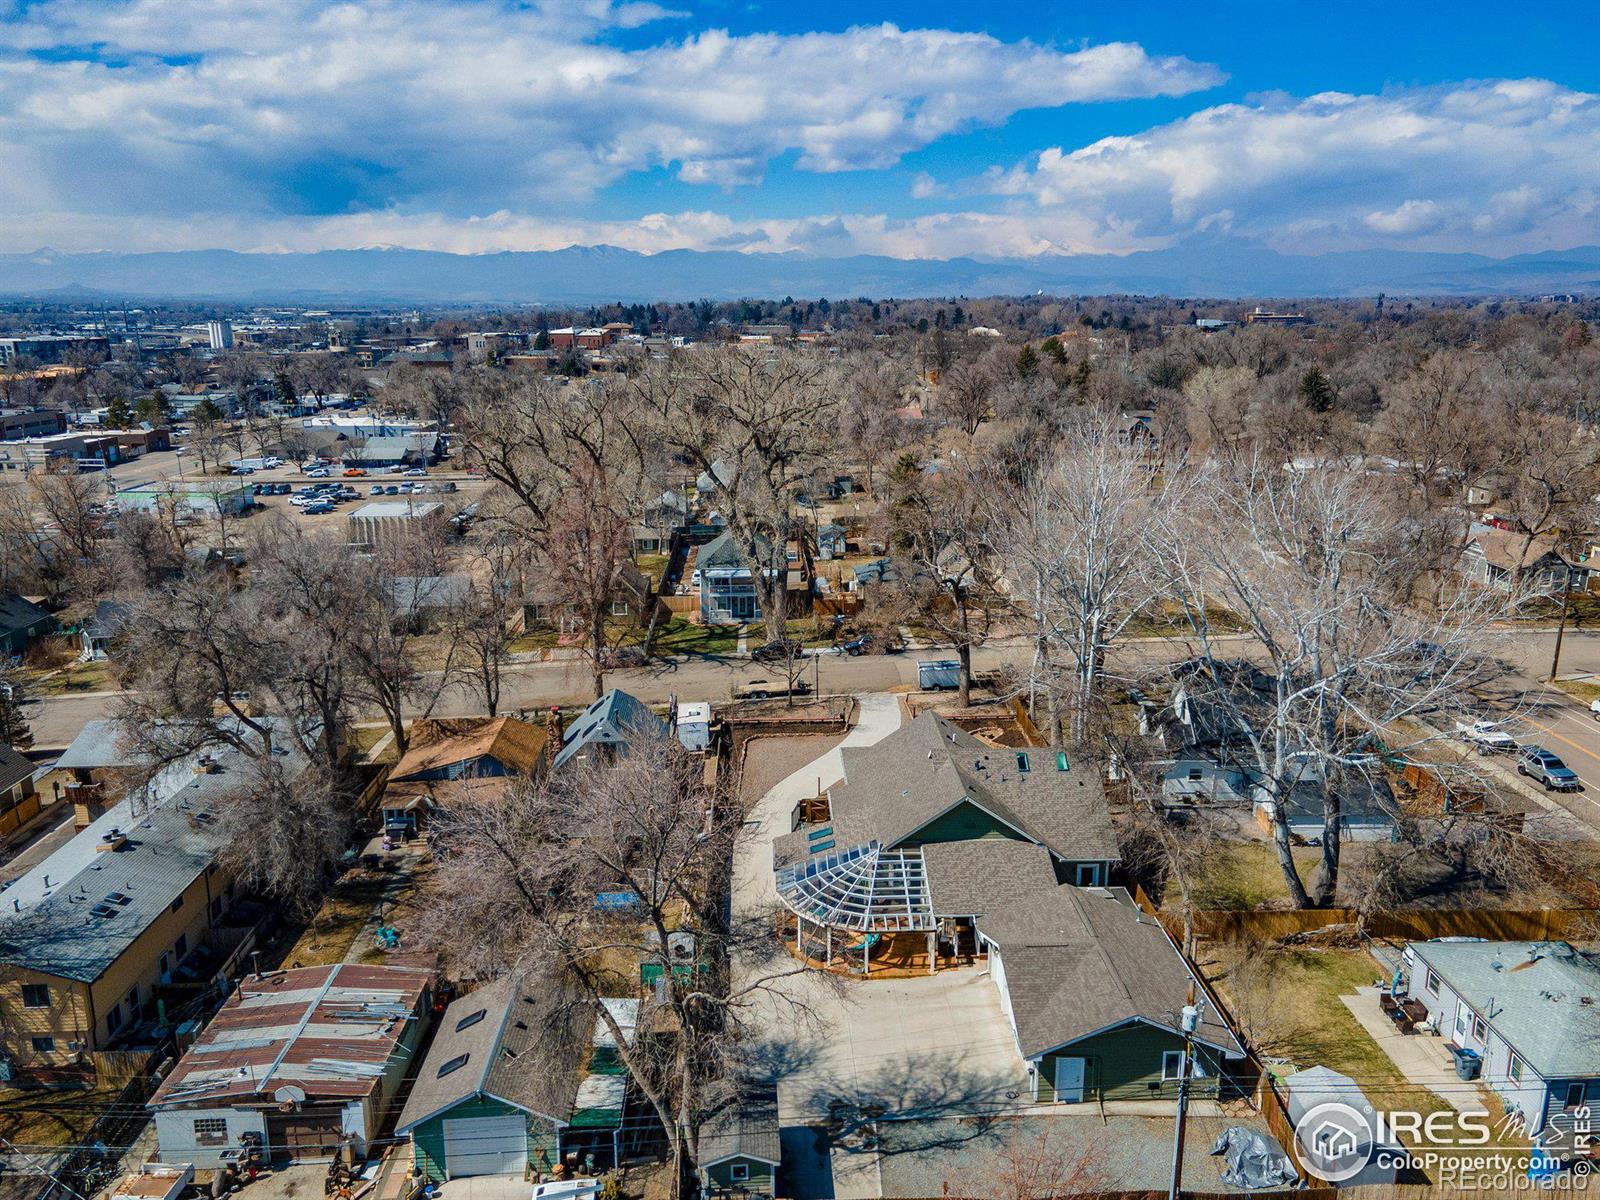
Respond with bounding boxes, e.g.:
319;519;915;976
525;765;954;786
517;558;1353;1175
55;719;140;771
0;743;33;793
0;592;53;638
824;714;1119;864
552;689;668;771
388;575;471;611
980;887;1243;1061
699;1081;780;1167
1408;940;1600;1079
396;974;592;1133
921;840;1061;918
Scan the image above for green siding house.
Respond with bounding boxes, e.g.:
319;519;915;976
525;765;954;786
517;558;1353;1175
0;593;55;657
697;1083;781;1198
979;886;1247;1105
397;978;639;1182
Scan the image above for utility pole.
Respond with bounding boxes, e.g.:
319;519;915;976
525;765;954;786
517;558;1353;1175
1550;563;1576;680
1167;1000;1202;1200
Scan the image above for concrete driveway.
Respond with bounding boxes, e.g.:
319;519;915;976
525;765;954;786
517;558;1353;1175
730;691;1035;1199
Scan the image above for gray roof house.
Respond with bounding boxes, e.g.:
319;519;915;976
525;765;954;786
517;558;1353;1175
698;1081;781;1196
345;433;440;466
772;714;1124;983
396;975;592;1181
551;689;670;772
0;592;55;656
977;885;1246;1103
388;574;472;616
1406;940;1600;1140
0;723;310;1066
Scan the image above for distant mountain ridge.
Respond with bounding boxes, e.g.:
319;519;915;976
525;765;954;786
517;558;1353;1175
3;241;1599;304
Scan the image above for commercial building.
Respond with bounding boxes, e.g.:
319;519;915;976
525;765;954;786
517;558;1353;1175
118;480;252;518
347;500;444;548
0;335;109;367
205;321;234;350
0;720;307;1069
0;408;69;441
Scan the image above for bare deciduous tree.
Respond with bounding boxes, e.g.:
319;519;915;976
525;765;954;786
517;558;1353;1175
417;731;833;1198
1158;458;1515;907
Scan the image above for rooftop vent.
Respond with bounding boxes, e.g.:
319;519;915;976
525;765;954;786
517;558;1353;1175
96;828;129;853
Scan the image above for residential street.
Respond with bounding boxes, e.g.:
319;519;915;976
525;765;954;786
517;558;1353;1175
28;628;1600;840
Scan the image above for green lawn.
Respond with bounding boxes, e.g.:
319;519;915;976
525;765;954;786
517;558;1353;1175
635;618;742;656
634;552;670;582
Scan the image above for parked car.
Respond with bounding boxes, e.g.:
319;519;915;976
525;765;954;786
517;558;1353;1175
274;482;292;495
1456;719;1516;754
404;467;427;477
343;467;367;477
307;467;331;478
751;638;798;662
603;646;648;669
1517;745;1583;791
398;482;414;493
385;485;400;495
1589;698;1600;723
303;501;334;515
370;483;384;495
842;632;904;656
230;465;254;475
732;678;812;701
0;681;24;703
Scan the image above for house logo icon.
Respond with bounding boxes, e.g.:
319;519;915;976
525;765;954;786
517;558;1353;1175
1294;1101;1375;1183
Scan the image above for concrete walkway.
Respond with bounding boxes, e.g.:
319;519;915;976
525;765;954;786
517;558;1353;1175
1342;987;1487;1114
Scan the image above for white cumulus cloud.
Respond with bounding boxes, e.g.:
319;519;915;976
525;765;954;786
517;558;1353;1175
982;80;1600;255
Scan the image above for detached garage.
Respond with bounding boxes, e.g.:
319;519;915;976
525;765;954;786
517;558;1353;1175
398;975;592;1182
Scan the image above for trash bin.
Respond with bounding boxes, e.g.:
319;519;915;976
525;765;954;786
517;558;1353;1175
1450;1047;1482;1080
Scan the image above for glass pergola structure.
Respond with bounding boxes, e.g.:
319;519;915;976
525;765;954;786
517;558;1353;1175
775;838;939;933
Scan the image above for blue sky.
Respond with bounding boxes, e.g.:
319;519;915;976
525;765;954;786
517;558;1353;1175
1;0;1596;257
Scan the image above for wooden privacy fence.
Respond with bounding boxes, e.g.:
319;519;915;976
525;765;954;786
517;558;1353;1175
1129;883;1594;944
1184;905;1595;944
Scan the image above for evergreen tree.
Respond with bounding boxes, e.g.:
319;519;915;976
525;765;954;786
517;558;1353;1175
1299;367;1335;413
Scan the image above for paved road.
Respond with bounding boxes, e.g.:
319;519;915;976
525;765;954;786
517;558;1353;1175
27;626;1600;837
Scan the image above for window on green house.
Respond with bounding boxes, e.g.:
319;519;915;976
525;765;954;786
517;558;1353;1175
1055;752;1069;772
1015;752;1030;773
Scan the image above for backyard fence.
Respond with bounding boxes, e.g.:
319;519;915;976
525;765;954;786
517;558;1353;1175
1187;905;1594;944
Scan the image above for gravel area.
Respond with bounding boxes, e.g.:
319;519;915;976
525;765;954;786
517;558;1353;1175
737;731;849;806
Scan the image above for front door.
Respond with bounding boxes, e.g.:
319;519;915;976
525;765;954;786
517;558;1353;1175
1054;1056;1086;1103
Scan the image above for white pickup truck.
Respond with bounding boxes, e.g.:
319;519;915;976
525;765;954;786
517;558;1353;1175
1456;719;1516;754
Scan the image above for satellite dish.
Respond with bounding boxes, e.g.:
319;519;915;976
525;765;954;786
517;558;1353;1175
273;1085;307;1104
